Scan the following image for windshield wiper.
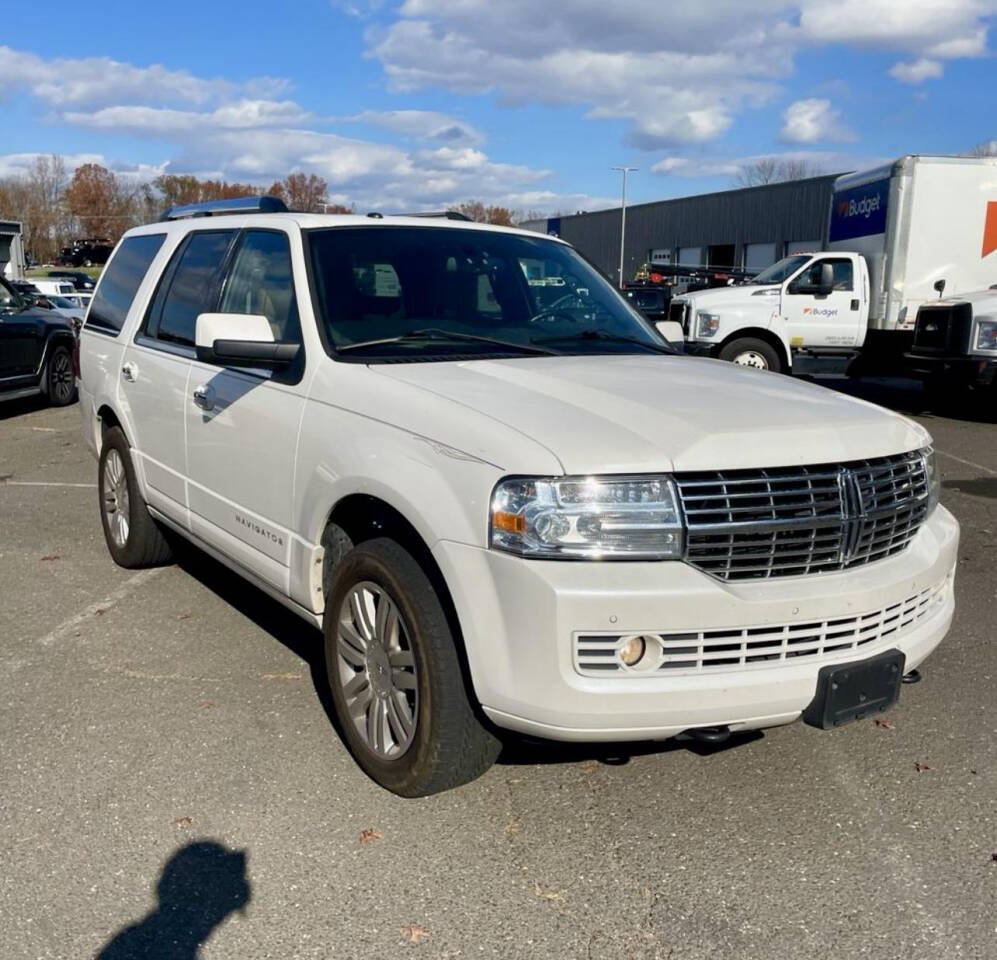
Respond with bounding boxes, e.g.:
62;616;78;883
531;328;675;354
336;327;561;356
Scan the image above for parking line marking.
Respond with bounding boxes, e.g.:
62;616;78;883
934;449;997;476
3;481;98;488
36;568;166;647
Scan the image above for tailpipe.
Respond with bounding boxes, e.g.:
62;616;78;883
683;725;731;744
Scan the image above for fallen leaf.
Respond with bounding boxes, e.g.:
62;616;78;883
533;880;566;902
504;817;519;840
40;555;61;562
914;762;932;774
359;828;382;845
400;924;429;944
94;609;105;617
991;852;997;863
874;718;894;729
199;700;215;710
173;816;193;829
580;761;599;773
177;613;192;621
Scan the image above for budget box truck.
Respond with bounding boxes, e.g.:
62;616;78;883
669;155;997;376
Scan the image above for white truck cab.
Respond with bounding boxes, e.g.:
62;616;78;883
674;155;997;375
77;197;958;796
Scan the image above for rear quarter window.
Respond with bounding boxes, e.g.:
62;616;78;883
85;234;166;336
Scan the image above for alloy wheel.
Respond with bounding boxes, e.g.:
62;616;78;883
336;582;419;759
102;449;130;547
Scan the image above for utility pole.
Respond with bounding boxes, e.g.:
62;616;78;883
611;166;637;288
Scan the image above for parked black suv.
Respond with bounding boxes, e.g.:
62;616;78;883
0;276;78;406
57;238;112;267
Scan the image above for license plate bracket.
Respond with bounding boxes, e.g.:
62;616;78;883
803;648;906;730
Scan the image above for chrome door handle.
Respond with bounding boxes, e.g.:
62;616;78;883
121;361;138;382
192;384;215;411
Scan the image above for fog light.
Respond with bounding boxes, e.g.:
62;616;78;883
619;636;646;667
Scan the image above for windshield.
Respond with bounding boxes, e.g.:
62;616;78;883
306;226;666;361
749;254;812;285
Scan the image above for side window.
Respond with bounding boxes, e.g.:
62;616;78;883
85;233;166;335
795;258;853;292
149;231;234;346
219;230;300;341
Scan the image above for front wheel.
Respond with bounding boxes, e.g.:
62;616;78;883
324;538;500;797
718;337;784;373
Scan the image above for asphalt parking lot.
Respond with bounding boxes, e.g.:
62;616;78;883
1;379;995;960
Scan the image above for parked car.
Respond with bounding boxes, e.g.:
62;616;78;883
58;238;113;267
42;294;86;326
47;269;97;292
622;283;670;323
78;198;958;797
29;278;79;299
0;276;78;405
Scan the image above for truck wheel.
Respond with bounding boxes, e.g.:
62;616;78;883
324;538;500;797
98;426;174;568
45;344;77;406
719;337;784;373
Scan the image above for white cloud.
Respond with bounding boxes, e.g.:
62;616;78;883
63;100;311;135
364;0;994;148
346;110;483;143
888;58;945;84
780;98;855;143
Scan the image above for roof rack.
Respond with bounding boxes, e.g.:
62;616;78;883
401;210;473;222
159;196;289;222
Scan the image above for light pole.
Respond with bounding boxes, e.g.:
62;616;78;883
611;166;637;288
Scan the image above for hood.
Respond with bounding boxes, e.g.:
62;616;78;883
679;285;779;312
372;354;929;474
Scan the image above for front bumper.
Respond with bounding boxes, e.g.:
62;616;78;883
434;505;959;741
904;353;997;387
683;340;715;358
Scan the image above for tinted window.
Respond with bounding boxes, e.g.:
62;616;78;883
85;234;165;335
219;231;300;341
307;227;665;361
796;258;853;292
152;231;234;345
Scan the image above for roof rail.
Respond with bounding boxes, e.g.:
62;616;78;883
402;210;473;222
159;196;289;222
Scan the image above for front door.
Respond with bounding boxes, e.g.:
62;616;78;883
782;257;863;348
184;228;306;591
0;283;42;379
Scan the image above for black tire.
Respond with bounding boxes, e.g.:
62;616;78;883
98;426;173;568
324;538;500;797
45;343;77;406
718;337;784;373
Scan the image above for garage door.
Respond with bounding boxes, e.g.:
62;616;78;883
786;239;821;255
743;243;777;272
677;246;702;267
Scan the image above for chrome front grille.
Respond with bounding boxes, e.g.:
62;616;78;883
574;578;948;677
675;451;929;581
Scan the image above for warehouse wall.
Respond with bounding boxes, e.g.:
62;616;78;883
522;174;841;281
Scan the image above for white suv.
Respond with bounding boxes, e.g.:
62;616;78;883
78;198;959;796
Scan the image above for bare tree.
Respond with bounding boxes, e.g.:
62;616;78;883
964;139;997;157
268;173;328;213
2;156;74;262
735;157;825;187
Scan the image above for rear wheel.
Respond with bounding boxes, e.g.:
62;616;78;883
98;427;173;568
324;538;500;797
45;344;77;406
718;337;784;373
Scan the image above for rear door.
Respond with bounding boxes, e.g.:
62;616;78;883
782;256;864;348
0;283;39;379
184;227;306;591
122;229;236;520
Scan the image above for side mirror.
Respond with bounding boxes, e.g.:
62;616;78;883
655;320;685;350
195;313;299;368
817;262;834;296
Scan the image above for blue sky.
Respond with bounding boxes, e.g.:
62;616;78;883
1;0;995;214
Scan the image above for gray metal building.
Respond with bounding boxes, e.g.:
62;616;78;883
521;173;842;282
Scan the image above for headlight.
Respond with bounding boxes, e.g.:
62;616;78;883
974;319;997;352
490;475;684;559
697;312;720;338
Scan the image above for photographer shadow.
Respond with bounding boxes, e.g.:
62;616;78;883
96;841;250;960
